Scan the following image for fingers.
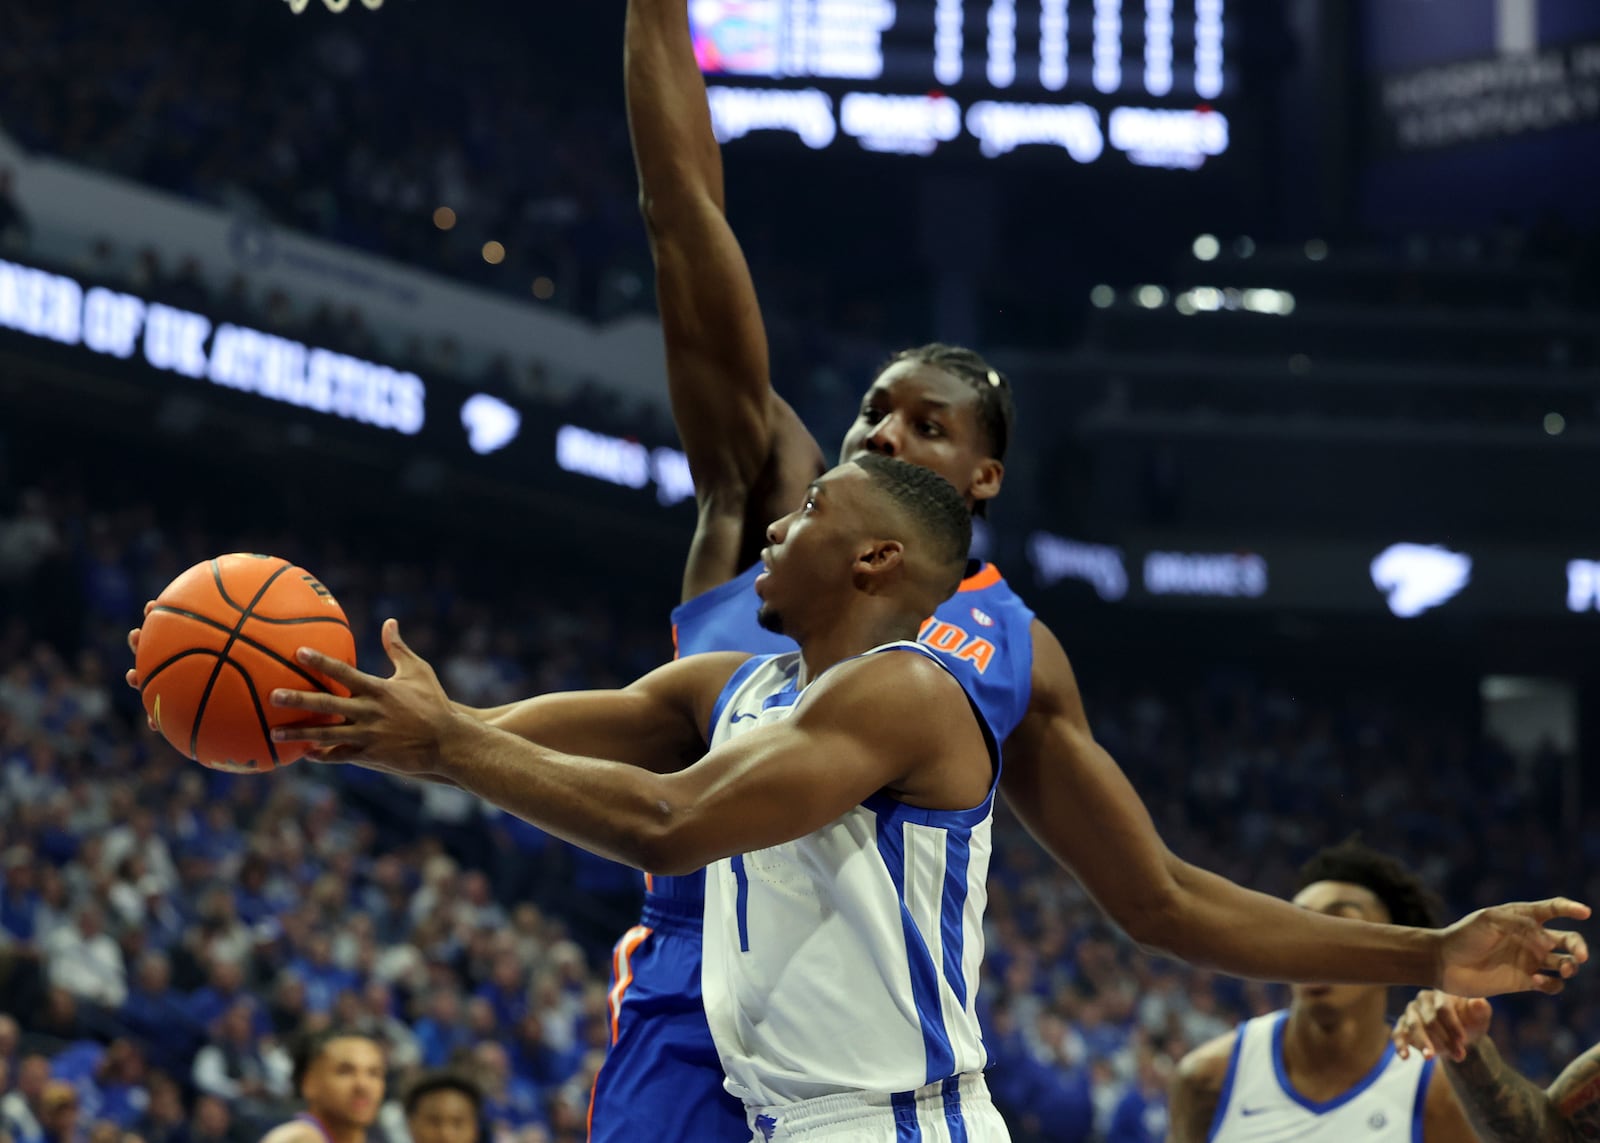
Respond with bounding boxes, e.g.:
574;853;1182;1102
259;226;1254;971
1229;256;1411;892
1392;1009;1435;1061
294;647;375;693
270;689;359;718
1428;992;1469;1060
1549;929;1589;966
1526;898;1592;924
144;600;155;618
270;721;363;746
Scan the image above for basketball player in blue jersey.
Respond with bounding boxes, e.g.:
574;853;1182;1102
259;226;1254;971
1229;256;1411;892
603;0;1592;1139
265;460;1579;1141
1169;841;1481;1143
259;1029;386;1143
273;456;1011;1138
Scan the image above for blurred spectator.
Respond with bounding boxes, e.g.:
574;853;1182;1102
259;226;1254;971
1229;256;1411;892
183;1097;241;1143
130;1073;186;1143
44;906;126;1009
189;1003;287;1107
36;1083;79;1143
470;1042;544;1135
1;1055;50;1143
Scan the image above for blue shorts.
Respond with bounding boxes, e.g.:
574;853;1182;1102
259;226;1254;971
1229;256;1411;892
588;896;748;1143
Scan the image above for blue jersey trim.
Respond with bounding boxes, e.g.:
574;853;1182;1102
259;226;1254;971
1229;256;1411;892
730;854;751;953
940;829;972;1009
1271;1010;1397;1114
1205;1030;1246;1143
1411;1057;1436;1143
942;1077;968;1143
708;654;775;742
875;813;956;1087
892;1090;922;1141
672;563;764;634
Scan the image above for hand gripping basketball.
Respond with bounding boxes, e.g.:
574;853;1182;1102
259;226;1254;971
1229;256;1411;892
269;617;467;777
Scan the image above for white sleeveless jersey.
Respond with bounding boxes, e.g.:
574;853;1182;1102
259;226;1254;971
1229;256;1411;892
701;643;999;1111
1209;1011;1436;1143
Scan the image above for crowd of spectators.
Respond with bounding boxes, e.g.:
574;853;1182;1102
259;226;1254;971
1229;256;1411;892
1;454;1594;1143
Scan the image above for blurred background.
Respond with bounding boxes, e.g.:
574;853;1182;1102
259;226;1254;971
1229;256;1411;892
1;0;1597;1141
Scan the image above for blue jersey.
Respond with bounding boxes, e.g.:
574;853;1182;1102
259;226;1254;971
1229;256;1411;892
651;560;1036;909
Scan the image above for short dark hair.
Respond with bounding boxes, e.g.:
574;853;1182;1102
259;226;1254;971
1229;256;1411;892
880;343;1015;466
403;1070;483;1118
852;454;972;581
1297;838;1444;930
291;1027;384;1092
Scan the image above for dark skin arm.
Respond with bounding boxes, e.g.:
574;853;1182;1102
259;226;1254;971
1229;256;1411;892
625;0;824;601
1169;1033;1234;1143
272;622;990;876
1396;991;1600;1141
1001;620;1589;994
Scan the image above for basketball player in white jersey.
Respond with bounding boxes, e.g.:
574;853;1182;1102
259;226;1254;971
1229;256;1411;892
273;455;1013;1140
1393;987;1600;1141
259;1029;386;1143
1170;841;1482;1142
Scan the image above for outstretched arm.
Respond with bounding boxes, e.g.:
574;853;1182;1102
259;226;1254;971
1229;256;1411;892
625;0;825;601
1000;621;1588;995
276;624;983;875
1395;990;1600;1142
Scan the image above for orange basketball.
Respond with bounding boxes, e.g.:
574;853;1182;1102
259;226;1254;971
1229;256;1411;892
135;553;357;773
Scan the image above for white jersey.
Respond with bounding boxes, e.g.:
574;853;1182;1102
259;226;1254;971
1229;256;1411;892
1208;1011;1436;1143
701;643;1000;1116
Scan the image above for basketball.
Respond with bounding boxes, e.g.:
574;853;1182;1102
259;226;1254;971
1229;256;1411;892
135;554;357;773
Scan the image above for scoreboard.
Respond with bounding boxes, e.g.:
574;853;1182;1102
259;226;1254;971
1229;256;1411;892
692;0;1233;167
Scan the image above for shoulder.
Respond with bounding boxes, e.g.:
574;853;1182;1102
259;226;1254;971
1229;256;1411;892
1177;1029;1241;1094
259;1122;321;1143
1549;1041;1600;1121
799;648;975;735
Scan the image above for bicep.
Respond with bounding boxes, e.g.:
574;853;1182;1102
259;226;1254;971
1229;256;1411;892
486;655;746;774
655;720;902;869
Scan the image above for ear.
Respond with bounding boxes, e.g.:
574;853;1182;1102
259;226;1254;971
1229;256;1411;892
969;458;1004;509
854;539;905;586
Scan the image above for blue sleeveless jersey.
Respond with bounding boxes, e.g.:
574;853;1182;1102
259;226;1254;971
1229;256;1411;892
652;560;1035;910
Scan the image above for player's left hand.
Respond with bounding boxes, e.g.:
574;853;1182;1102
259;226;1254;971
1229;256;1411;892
1436;898;1590;998
269;617;465;776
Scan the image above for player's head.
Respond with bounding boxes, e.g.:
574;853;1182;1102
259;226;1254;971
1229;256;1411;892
292;1027;386;1130
839;344;1013;519
756;455;971;639
1290;838;1444;1012
403;1070;482;1143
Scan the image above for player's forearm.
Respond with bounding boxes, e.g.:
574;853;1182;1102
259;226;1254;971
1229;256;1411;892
1443;1039;1577;1143
625;0;725;220
1155;858;1439;986
432;715;683;872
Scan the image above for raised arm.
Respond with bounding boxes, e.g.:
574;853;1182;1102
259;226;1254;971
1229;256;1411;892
999;620;1588;996
625;0;825;600
1395;991;1600;1143
275;627;986;875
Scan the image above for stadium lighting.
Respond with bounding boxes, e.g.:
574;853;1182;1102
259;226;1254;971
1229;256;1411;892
1192;234;1220;261
1135;284;1167;308
533;277;556;300
1545;412;1567;436
432;207;457;231
1305;238;1328;261
1234;235;1256;258
1089;284;1116;308
482;241;507;265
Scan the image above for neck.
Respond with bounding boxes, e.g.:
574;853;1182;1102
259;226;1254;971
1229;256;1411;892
304;1112;364;1143
794;607;921;688
1283;993;1391;1080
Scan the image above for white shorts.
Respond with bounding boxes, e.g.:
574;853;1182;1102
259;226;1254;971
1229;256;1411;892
744;1075;1009;1142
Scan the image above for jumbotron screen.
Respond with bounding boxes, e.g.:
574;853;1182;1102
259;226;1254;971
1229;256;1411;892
692;0;1233;167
